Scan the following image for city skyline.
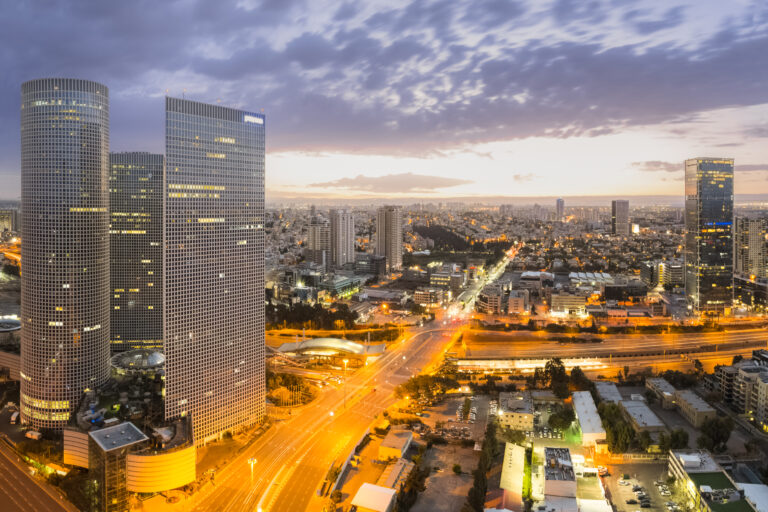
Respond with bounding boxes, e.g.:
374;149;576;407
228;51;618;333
1;1;767;200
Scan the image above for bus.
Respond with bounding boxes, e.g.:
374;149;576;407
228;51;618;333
10;411;19;424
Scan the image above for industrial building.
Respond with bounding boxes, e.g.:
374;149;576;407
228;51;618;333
572;391;606;447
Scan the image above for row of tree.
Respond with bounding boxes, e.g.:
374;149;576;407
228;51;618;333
461;421;500;512
394;374;460;403
266;301;358;330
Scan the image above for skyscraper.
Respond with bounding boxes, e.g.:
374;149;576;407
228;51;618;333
555;198;564;221
376;205;403;272
164;97;265;443
109;152;164;352
330;209;355;268
306;214;330;269
611;200;630;236
734;217;767;278
20;78;111;428
684;158;734;315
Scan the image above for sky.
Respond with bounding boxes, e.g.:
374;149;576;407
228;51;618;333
1;0;767;201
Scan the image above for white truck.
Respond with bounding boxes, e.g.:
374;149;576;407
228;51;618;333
25;431;42;441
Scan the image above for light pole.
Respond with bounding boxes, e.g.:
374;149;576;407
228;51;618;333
343;359;349;409
248;457;257;482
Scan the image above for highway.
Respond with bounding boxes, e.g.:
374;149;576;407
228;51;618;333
191;325;455;512
460;328;768;358
0;442;76;512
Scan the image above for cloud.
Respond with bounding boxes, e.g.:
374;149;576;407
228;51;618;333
624;6;686;35
309;172;473;193
632;161;680;173
513;173;534;182
737;164;768;172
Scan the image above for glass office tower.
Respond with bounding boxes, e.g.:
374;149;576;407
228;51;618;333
20;78;111;428
164;97;265;443
109;152;164;351
611;200;630;237
684;158;734;315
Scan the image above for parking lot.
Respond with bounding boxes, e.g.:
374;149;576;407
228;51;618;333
603;463;678;512
420;395;490;442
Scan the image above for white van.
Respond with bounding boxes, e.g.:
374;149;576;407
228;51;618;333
10;411;19;424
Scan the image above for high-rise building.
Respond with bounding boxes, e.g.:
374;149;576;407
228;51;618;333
164;97;265;444
0;209;18;232
306;214;330;268
684;158;734;315
555;198;564;221
330;209;355;268
611;200;630;236
109;152;164;352
734;217;767;279
376;205;403;272
20;78;111;428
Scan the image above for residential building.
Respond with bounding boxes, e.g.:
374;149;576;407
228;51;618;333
20;78;111;429
611;200;630;236
684;158;734;315
497;392;534;431
307;214;330;269
375;205;403;271
164;97;265;444
330;209;355;268
674;389;716;428
477;284;503;314
640;260;659;287
668;451;756;512
735;217;767;279
0;209;18;232
109;152;164;352
507;289;529;314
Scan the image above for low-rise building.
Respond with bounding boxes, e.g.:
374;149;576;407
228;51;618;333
497;392;534;431
646;378;677;409
550;293;586;316
675;389;716;428
594;382;622;404
620;400;665;433
668;450;756;512
543;447;577;498
414;287;446;309
351;483;397;512
477;284;504;314
507;289;529;314
378;429;413;460
376;458;414;490
572;391;606;447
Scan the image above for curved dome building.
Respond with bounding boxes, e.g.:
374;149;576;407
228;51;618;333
20;78;111;429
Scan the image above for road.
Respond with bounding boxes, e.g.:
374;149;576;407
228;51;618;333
0;442;76;512
191;325;456;512
460;328;768;359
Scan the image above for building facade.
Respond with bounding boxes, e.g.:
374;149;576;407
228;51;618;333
734;217;766;279
164;97;265;443
684;158;734;315
611;199;630;236
330;209;355;268
306;215;330;269
376;205;403;271
555;198;565;221
109;152;164;352
20;78;111;428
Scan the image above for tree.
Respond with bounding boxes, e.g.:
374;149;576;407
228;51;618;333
548;408;575;430
330;490;342;503
638;430;652;451
502;428;526;445
732;355;744;365
670;428;689;449
697;417;734;453
463;397;472;420
453;464;462;474
569;367;593;392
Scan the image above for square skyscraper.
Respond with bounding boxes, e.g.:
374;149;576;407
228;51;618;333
684;158;734;315
164;97;265;443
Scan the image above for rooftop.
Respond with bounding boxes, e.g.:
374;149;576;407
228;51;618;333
381;429;413;452
647;377;677;395
675;389;715;413
88;421;148;452
499;391;533;415
620;400;665;429
544;447;575;482
594;382;622;403
671;450;720;473
572;391;605;436
351;483;396;512
689;471;736;492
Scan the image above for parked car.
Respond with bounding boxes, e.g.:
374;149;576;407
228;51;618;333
626;500;638;505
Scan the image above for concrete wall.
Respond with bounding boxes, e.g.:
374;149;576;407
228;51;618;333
63;429;89;468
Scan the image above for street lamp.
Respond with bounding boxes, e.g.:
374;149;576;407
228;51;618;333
343;359;349;409
248;457;257;481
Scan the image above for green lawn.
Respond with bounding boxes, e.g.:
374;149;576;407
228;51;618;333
688;471;735;491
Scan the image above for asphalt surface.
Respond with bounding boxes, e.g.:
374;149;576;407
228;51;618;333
0;442;75;512
191;325;455;512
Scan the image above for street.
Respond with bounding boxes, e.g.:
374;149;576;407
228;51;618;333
0;442;76;512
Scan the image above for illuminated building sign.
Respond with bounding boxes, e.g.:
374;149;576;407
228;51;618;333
243;114;264;125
